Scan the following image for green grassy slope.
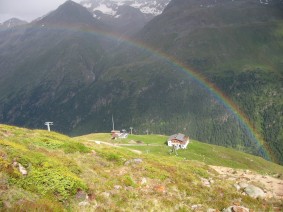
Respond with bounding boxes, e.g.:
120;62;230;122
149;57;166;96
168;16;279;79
1;124;283;211
77;133;283;176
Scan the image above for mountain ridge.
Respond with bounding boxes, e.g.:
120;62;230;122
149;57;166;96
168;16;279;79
81;0;170;16
35;0;103;27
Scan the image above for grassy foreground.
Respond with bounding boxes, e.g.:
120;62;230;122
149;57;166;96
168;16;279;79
0;125;282;211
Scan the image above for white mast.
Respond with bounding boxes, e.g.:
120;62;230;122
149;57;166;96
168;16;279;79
112;115;115;131
44;122;53;132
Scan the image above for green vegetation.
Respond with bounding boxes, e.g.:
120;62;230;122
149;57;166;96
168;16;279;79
78;133;283;176
0;125;89;204
0;0;282;165
1;124;283;211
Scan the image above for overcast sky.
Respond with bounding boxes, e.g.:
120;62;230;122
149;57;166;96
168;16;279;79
0;0;81;23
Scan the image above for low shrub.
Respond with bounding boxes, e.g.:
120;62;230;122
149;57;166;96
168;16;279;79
62;142;90;154
12;168;87;201
123;175;137;187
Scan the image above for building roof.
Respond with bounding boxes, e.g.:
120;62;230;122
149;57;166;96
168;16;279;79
111;130;120;133
168;133;188;143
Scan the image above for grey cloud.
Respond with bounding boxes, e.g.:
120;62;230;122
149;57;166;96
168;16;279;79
0;0;81;22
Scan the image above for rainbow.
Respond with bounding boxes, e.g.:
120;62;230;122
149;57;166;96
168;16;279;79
30;22;272;160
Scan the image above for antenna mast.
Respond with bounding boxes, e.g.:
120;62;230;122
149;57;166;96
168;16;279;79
112;115;115;131
130;127;133;135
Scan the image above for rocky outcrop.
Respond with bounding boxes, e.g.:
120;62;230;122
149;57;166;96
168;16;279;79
211;166;283;199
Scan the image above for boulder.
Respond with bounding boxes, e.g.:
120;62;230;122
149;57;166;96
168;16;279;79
124;158;143;165
18;163;27;176
222;205;249;212
141;177;147;185
78;201;90;207
244;185;265;199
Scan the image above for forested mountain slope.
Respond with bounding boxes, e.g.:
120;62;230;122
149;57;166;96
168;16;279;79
0;0;282;164
134;0;283;163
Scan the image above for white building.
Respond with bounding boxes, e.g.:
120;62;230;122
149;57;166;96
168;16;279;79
111;129;128;139
167;133;190;149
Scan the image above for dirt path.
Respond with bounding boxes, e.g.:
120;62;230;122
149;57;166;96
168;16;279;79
210;165;283;199
88;140;143;154
88;140;161;147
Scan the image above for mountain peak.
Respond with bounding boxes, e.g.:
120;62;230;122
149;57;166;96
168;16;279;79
60;0;82;9
36;0;97;26
0;18;27;29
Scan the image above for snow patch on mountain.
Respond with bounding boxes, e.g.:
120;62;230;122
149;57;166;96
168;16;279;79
80;0;170;17
84;3;92;8
140;6;160;15
94;4;116;15
259;0;270;4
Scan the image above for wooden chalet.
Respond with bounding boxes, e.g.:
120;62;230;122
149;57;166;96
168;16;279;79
167;133;190;149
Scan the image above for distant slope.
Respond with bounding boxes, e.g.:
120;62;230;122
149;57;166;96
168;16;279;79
0;1;113;132
1;124;283;210
130;0;283;163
